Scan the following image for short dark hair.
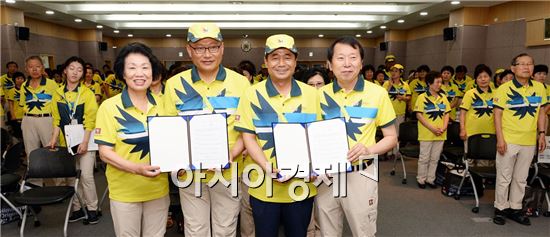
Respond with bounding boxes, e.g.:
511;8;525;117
327;36;364;61
114;42;161;83
25;56;43;65
440;65;454;75
361;64;375;75
85;62;93;69
301;67;330;85
425;71;441;85
511;53;532;66
237;60;257;76
455;65;467;73
417;64;430;73
474;64;492;79
12;71;25;80
499;69;514;79
6;61;17;68
62;56;86;80
374;70;386;79
534;64;548;74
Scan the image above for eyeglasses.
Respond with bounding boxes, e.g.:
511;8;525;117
513;62;534;67
189;45;221;54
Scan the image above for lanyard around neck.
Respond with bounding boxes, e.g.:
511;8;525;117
64;87;82;120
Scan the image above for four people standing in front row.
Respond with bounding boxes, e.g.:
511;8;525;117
7;21;545;236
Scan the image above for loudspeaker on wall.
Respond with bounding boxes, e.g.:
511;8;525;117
15;27;30;41
380;42;387;51
443;27;457;41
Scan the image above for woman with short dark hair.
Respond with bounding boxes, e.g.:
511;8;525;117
95;42;169;236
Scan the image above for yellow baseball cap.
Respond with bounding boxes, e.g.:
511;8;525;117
187;23;223;43
385;54;396;62
261;63;267;69
495;68;505;75
265;34;298;55
391;64;404;70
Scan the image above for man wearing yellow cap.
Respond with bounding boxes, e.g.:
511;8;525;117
316;36;397;237
163;22;249;237
383;63;411;159
235;34;320;237
383;54;396;80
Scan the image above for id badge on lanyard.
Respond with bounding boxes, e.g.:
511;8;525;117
66;89;82;125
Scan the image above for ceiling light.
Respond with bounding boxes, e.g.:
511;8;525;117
380;25;387;29
74;19;82;23
451;1;461;5
6;0;16;4
45;10;54;15
367;30;373;34
120;22;370;30
96;25;103;29
355;34;361;37
127;34;133;37
112;46;117;49
66;3;408;14
420;12;428;16
98;14;384;22
397;19;405;23
166;34;172;37
113;30;120;33
318;34;324;38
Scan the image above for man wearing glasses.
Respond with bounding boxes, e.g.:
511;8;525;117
492;53;547;226
164;22;249;236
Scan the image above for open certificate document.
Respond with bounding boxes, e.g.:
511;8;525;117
64;124;98;156
273;118;350;178
148;113;230;172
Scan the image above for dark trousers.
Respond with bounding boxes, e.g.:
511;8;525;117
250;196;313;237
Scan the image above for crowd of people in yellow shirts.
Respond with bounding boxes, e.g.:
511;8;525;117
1;22;549;236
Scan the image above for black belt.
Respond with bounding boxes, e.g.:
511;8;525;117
24;113;51;117
350;159;374;172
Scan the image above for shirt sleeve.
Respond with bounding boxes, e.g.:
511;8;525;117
94;101;116;146
493;86;507;110
234;88;256;134
413;93;425;113
459;90;472;111
162;79;180;116
376;89;397;128
443;96;452;114
51;92;61;128
83;90;98;131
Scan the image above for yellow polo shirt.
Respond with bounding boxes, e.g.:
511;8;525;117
253;74;268;84
234;78;320;203
104;74;125;98
460;87;495;136
409;78;427;113
1;74;14;95
452;75;474;94
19;77;59;115
51;84;98;146
414;91;451;141
82;80;102;99
93;74;104;84
493;79;547;146
441;82;462;121
164;66;250;182
6;86;24;120
383;80;411;116
94;88;168;202
319;78;396;162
